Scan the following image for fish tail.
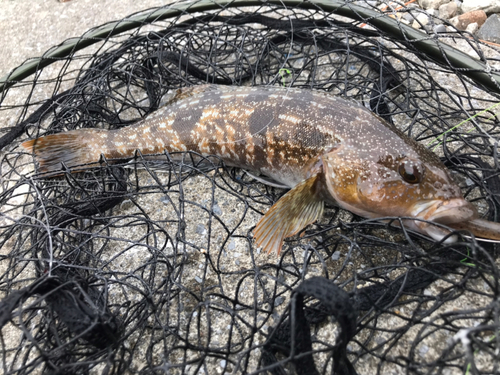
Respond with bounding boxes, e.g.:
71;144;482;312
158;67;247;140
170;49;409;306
21;129;108;175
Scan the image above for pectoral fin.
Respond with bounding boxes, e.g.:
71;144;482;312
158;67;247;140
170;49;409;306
253;174;324;256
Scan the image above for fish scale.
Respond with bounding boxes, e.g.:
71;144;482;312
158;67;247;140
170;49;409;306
22;84;500;254
95;85;349;185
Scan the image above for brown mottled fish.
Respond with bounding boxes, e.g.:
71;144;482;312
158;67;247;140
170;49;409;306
22;84;500;254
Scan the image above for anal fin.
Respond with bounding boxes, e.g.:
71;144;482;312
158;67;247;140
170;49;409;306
243;170;290;189
253;174;325;256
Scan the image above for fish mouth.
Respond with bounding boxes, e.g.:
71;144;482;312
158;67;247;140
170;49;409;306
413;198;478;225
409;199;478;242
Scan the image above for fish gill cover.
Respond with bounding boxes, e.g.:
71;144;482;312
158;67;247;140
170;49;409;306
0;0;499;374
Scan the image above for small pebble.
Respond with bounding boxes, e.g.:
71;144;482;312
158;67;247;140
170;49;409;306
274;296;285;307
196;224;207;235
195;276;203;283
403;11;418;23
228;240;236;251
433;24;448;33
375;337;386;345
331;251;341;261
419;344;429;355
119;199;133;210
212;203;222;216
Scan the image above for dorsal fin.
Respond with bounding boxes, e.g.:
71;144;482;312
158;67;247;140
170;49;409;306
164;84;221;106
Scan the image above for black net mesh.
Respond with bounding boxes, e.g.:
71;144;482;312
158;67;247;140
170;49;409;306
0;1;499;374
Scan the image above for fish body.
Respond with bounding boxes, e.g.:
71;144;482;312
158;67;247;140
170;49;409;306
22;84;500;253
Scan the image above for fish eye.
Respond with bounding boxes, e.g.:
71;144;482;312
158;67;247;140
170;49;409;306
398;161;422;184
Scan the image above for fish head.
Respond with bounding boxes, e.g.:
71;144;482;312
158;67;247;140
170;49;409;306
322;148;478;242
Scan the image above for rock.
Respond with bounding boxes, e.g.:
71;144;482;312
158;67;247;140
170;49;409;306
412;12;431;28
477;14;500;43
119;199;133;210
462;0;500;14
433;24;448;33
465;22;479;34
399;16;411;25
439;1;458;19
355;0;378;7
403;11;418;23
449;10;487;30
418;0;451;10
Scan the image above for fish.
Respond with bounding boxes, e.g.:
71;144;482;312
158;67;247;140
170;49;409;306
21;84;500;254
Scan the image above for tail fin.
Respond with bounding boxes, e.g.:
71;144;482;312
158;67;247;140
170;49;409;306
21;129;108;175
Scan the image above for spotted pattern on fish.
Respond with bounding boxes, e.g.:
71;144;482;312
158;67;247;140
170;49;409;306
92;85;349;186
22;84;500;254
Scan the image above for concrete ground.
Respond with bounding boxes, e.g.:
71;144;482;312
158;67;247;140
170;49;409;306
0;0;174;79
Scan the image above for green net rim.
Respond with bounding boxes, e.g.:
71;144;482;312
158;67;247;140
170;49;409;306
1;0;499;95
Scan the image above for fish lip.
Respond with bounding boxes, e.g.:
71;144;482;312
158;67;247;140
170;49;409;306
409;198;478;242
412;198;477;225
